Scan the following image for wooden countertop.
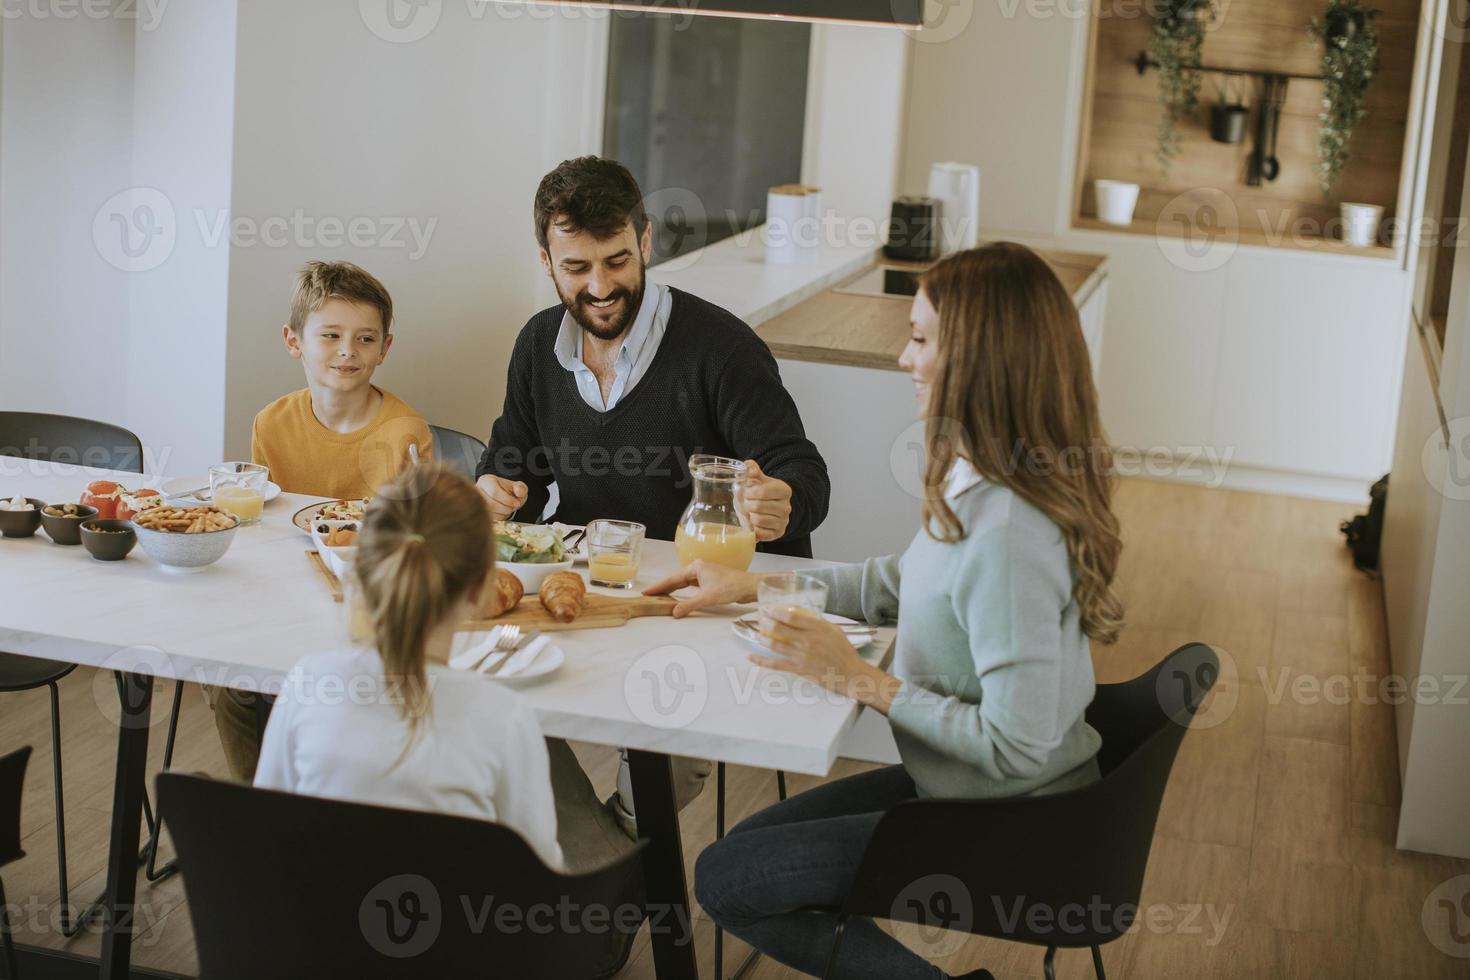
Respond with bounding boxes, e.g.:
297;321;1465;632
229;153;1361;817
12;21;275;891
754;249;1108;372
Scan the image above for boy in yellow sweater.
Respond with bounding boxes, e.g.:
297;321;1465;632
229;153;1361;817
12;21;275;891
251;260;432;500
211;260;434;782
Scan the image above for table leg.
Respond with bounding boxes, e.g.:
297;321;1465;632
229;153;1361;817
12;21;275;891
626;749;699;980
99;671;153;980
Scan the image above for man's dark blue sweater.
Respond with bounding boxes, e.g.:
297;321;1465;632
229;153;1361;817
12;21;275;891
477;287;830;558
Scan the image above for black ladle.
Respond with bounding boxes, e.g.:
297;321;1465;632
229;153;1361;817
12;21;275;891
1262;76;1284;182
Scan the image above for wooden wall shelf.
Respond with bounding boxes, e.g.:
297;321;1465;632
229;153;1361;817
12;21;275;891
1072;215;1396;260
1073;0;1423;252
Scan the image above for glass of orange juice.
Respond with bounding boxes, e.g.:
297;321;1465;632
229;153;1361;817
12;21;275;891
586;519;644;589
756;572;829;641
209;462;268;526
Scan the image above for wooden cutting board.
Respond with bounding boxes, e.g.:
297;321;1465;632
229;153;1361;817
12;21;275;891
459;593;678;633
306;552;677;631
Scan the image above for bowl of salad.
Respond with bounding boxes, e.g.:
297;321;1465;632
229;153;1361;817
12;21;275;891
494;521;573;591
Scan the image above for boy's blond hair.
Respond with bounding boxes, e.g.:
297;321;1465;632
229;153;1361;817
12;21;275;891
288;260;394;335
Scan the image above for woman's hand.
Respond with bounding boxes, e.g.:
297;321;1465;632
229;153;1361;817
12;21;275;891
643;561;762;618
752;607;903;713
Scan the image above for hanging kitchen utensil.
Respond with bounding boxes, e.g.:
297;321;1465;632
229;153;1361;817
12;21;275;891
1247;76;1271;186
1262;75;1286;182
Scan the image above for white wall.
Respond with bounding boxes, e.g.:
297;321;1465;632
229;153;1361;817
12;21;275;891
803;24;910;227
222;0;592;463
0;10;135;426
126;0;238;474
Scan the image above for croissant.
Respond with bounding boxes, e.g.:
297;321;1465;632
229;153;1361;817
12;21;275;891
486;567;524;617
539;570;586;624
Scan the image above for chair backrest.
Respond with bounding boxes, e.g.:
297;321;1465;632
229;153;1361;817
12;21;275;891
0;411;144;473
0;746;31;868
842;643;1219;949
429;424;487;483
157;773;644;979
1086;640;1221;775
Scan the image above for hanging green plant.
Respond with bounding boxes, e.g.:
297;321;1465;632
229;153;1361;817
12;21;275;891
1149;0;1215;170
1308;0;1380;194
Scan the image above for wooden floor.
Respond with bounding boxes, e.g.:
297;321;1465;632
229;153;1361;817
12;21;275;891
2;478;1467;978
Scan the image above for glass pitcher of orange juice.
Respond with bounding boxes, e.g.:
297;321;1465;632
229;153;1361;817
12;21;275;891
674;455;757;570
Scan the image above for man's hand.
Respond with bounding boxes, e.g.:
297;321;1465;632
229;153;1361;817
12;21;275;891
742;459;793;542
475;474;529;521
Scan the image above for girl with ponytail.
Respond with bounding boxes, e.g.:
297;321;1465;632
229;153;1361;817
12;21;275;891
256;462;562;869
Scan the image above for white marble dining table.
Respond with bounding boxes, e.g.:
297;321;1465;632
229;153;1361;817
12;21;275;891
0;460;898;980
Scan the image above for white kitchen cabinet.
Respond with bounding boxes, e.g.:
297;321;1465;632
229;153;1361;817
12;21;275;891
1086;234;1230;456
1381;316;1444;780
1211;252;1410;480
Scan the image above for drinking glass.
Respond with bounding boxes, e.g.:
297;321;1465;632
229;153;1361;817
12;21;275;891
209;462;269;526
586;519;645;589
756;572;829;638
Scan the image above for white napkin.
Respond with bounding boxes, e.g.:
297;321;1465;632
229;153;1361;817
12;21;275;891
493;634;552;678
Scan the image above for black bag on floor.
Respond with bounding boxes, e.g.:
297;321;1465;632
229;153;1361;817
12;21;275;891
1340;474;1388;573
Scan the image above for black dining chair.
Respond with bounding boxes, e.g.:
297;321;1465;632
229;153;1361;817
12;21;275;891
429;424;487;483
157;773;647;980
820;642;1221;980
0;411;144;472
0;412;182;937
1;746;31;980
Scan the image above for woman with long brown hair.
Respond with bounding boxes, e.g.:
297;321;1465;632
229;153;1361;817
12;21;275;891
255;462;562;869
646;242;1124;979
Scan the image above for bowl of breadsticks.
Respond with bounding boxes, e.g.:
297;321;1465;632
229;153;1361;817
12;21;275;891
131;506;240;569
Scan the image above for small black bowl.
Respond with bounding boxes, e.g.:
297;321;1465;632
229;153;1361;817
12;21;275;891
40;503;99;545
80;519;137;561
0;498;45;538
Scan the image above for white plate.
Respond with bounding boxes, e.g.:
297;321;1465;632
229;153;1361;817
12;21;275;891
732;612;876;651
476;642;564;684
163;476;281;506
490;644;564;684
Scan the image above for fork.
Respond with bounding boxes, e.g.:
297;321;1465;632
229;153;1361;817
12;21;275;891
484;629;542;677
450;625;520;672
475;625;524;675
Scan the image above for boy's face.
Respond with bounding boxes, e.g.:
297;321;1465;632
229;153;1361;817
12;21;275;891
283;298;393;393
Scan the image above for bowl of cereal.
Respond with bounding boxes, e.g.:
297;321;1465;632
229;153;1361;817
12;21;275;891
131;506;240;569
0;497;47;538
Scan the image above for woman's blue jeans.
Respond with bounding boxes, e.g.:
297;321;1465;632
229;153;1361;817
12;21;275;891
694;765;949;979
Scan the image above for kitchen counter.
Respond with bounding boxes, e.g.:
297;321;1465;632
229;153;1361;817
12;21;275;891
754;249;1109;372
